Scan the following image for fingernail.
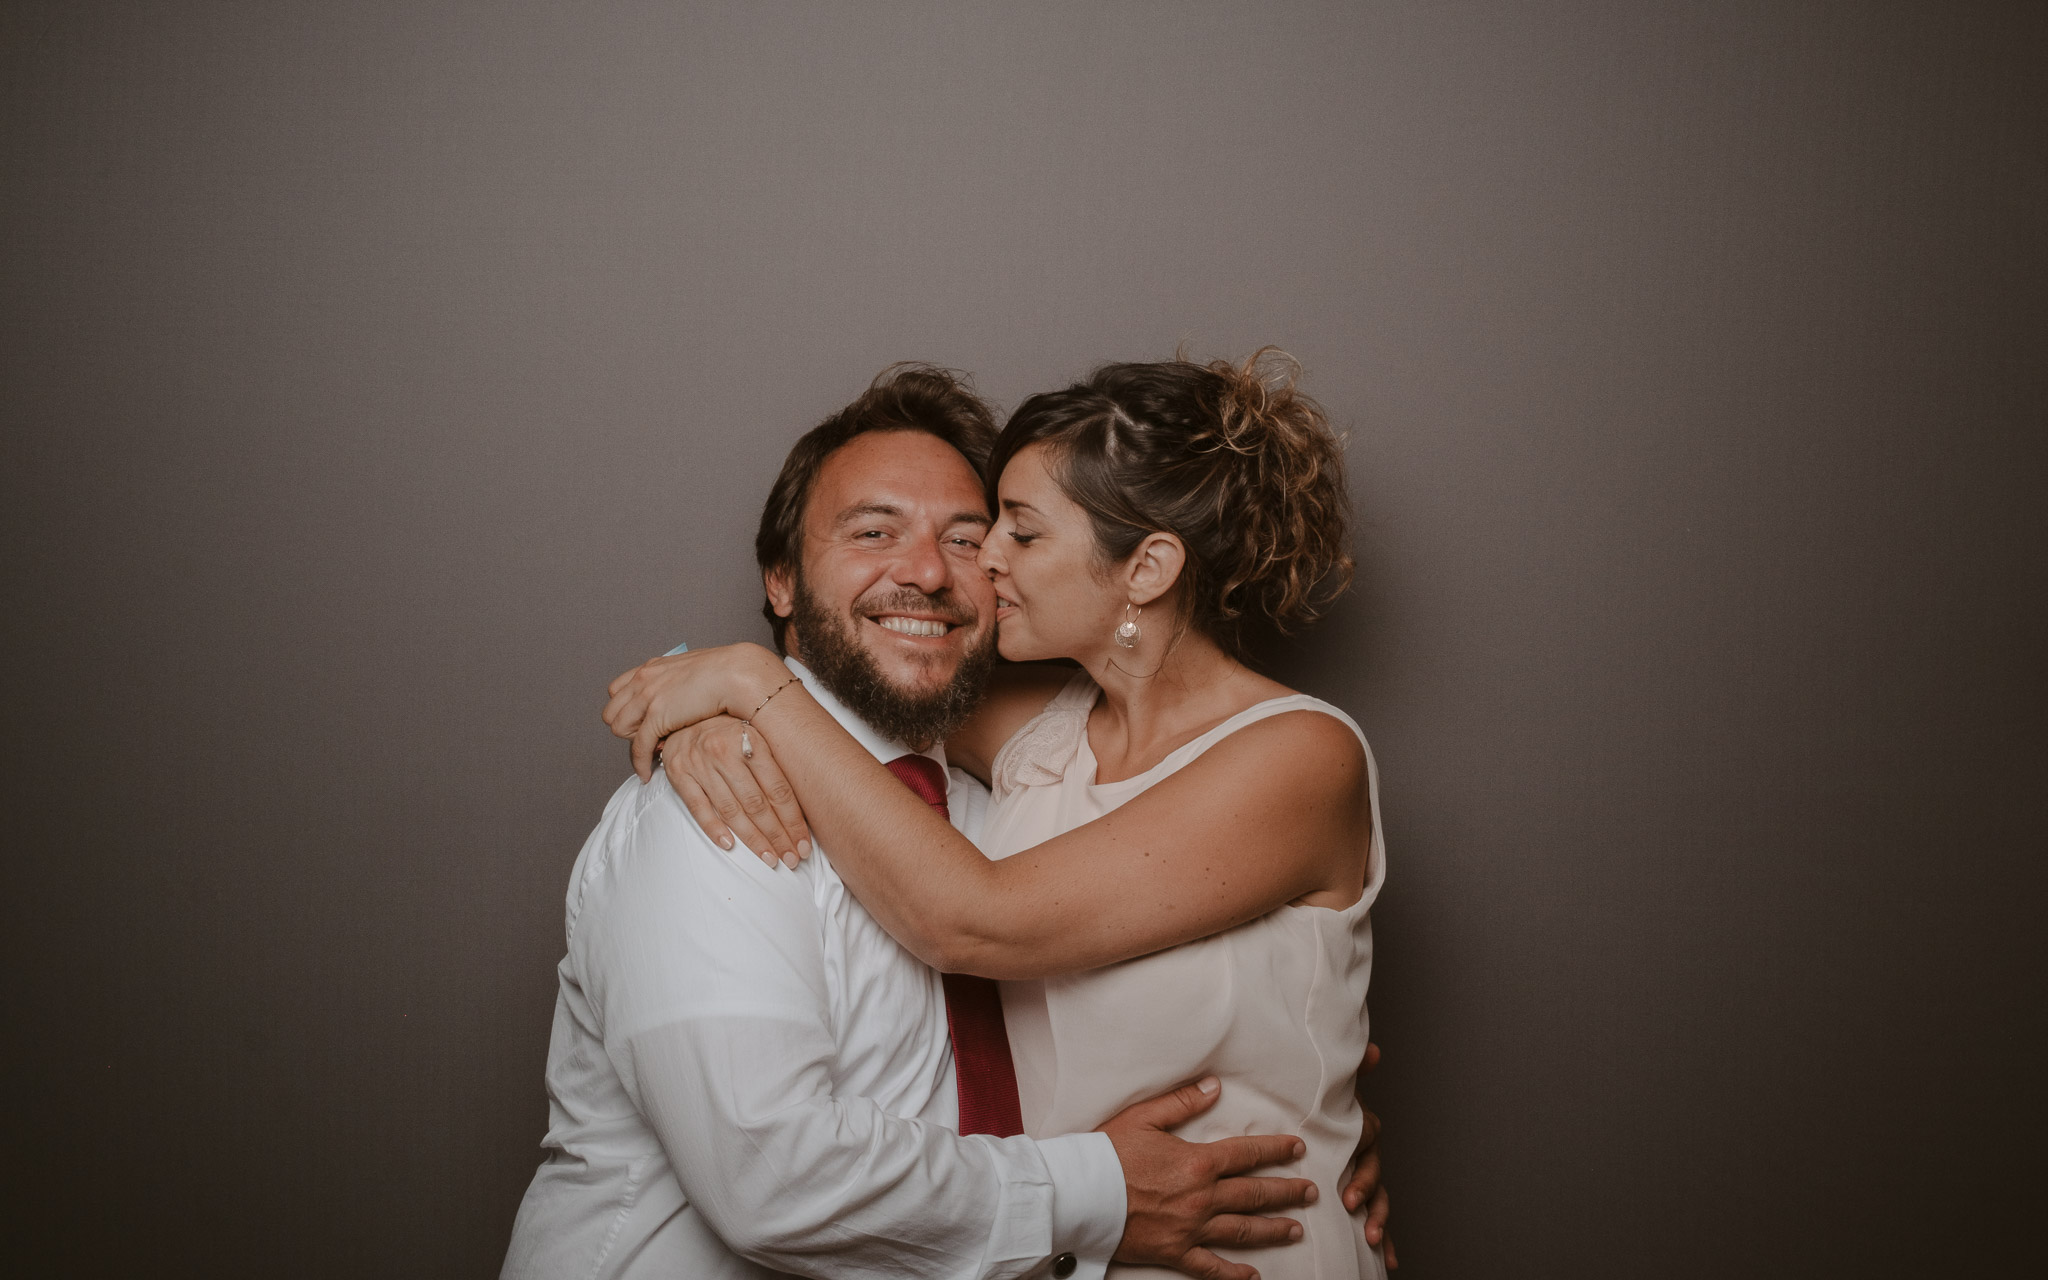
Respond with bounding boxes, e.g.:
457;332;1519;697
719;834;733;850
1367;1225;1381;1242
1293;1140;1306;1158
797;838;811;859
1288;1224;1302;1241
1198;1076;1220;1094
781;851;799;870
1303;1184;1318;1204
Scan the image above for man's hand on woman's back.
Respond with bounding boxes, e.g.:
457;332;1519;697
1343;1042;1396;1269
1098;1076;1316;1280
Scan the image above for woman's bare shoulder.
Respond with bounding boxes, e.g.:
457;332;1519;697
1201;702;1367;791
1123;706;1371;900
945;662;1082;781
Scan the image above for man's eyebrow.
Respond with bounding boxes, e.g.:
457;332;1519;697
833;501;904;525
832;502;991;530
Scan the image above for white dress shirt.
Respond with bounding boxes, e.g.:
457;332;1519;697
502;660;1125;1280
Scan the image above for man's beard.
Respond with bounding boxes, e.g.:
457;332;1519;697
787;575;996;748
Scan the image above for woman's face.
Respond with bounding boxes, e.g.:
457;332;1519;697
978;443;1127;663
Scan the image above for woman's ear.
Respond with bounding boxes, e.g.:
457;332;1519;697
1124;532;1186;607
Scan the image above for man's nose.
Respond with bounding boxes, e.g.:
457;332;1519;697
893;532;949;594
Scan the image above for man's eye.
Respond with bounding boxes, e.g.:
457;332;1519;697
949;536;983;550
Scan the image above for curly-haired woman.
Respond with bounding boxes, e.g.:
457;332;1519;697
610;352;1388;1280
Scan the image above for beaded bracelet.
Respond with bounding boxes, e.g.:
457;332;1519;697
743;674;801;726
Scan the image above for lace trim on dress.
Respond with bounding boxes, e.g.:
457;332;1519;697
989;671;1099;801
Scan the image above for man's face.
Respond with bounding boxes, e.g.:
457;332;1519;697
768;430;998;746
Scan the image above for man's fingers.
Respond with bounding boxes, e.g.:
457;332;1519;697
1364;1186;1390;1244
1208;1174;1317;1216
1172;1247;1258;1280
1362;1041;1382;1073
1382;1231;1398;1269
1203;1133;1307;1177
1103;1077;1223;1134
1341;1146;1380;1211
1358;1103;1381;1146
1198;1213;1304;1250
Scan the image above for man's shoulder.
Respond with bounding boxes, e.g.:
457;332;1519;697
567;775;819;943
564;775;835;1041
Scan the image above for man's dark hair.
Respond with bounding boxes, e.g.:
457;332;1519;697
755;363;998;651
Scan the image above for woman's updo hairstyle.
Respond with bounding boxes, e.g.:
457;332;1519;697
988;348;1352;656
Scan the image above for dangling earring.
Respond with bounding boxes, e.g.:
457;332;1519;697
1114;604;1142;649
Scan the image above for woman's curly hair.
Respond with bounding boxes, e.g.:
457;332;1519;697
988;347;1353;656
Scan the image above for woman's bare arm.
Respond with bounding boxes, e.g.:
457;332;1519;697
608;653;1073;857
747;677;1371;980
606;642;1372;979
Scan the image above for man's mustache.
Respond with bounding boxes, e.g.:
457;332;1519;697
852;589;978;628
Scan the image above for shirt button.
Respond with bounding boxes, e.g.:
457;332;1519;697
1050;1253;1077;1278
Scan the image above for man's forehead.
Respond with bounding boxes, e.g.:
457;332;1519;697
809;431;990;524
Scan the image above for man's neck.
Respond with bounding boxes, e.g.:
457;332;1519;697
780;640;936;756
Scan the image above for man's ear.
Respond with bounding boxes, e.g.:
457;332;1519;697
765;566;796;618
1124;532;1186;607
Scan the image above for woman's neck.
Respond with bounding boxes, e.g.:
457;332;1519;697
1079;625;1271;783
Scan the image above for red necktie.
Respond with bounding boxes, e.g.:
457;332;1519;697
884;754;1026;1138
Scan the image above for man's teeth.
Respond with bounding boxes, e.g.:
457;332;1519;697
876;616;949;637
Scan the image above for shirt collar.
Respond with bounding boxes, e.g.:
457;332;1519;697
783;657;947;772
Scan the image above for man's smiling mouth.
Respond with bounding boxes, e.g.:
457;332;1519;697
873;615;954;637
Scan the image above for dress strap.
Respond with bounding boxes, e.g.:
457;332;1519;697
989;670;1099;800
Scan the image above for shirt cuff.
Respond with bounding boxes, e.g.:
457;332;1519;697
1037;1130;1125;1278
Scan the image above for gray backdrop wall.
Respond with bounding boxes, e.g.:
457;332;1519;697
3;3;2042;1277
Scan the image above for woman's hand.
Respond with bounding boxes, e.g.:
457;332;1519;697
658;715;813;869
603;643;791;782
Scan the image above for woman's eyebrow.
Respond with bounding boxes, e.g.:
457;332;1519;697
1000;498;1042;515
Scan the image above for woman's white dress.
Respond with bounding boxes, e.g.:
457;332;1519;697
981;673;1390;1280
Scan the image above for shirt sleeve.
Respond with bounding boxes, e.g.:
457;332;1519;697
578;783;1119;1280
1038;1132;1127;1279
